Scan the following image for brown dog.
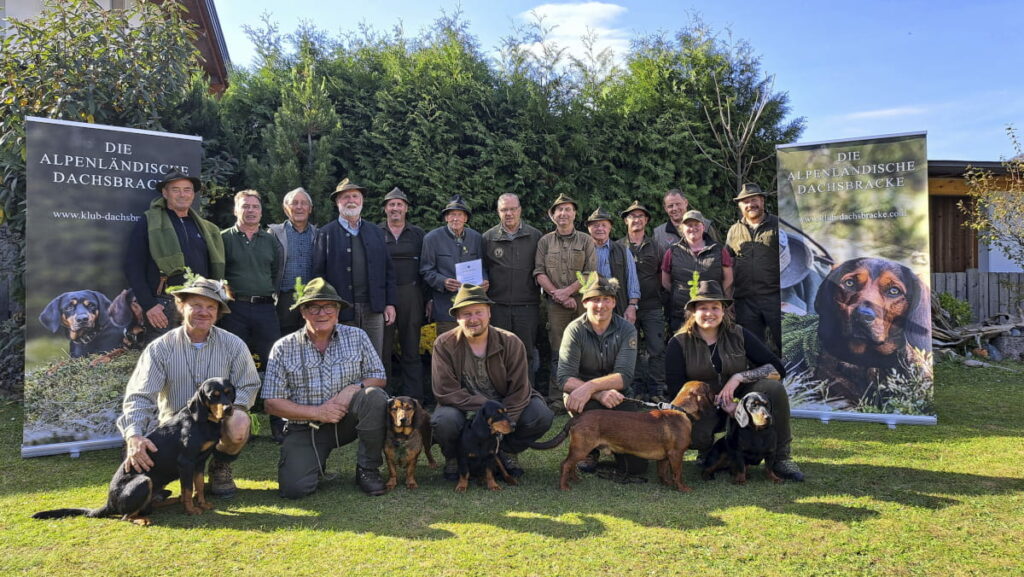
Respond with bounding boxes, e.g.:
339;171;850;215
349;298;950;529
384;396;437;490
814;257;931;405
531;381;714;491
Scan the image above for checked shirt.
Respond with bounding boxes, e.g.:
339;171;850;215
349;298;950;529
262;324;385;424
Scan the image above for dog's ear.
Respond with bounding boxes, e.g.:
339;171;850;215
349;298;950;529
108;289;135;327
733;395;751;429
38;294;67;333
188;387;210;423
900;266;932;350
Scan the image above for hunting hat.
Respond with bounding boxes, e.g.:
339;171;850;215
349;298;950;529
290;277;351;311
686;280;733;310
156;169;201;193
548;193;579;216
580;274;619;302
585;206;615;226
441;194;472;219
779;229;812;289
169;275;231;315
619;200;652;220
383;187;410;205
682;209;706;224
329;178;368;202
448;283;494;317
732;182;772;202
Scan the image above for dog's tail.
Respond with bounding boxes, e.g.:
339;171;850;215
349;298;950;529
528;418;573;450
32;507;105;520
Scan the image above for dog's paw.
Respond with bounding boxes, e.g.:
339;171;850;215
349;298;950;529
406;480;419;490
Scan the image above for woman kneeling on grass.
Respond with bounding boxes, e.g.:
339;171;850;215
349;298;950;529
664;280;804;481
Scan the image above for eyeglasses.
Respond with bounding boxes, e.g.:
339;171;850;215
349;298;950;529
303;303;341;314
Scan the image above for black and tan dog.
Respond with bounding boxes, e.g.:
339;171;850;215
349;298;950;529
531;381;714;492
107;288;149;350
384;396;437;490
814;257;931;404
701;391;781;485
33;378;236;525
39;290;124;358
455;400;516;492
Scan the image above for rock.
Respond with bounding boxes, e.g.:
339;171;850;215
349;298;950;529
985;344;1003;361
992;335;1024;361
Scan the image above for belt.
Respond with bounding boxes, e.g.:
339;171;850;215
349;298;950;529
234;295;275;304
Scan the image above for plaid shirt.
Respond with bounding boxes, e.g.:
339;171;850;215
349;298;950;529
116;326;260;439
262;324;385;423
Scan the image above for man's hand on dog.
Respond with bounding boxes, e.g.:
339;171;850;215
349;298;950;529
145;303;169;329
125;435;158;473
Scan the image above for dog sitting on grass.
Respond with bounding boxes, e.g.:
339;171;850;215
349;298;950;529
32;378;236;525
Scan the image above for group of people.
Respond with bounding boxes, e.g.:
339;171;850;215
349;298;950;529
115;170;803;502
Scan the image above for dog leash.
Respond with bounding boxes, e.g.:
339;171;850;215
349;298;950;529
622;396;699;421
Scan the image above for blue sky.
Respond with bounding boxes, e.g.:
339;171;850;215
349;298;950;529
216;0;1024;161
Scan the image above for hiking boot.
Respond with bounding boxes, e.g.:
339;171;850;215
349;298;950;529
207;460;237;498
270;416;287;445
576;449;600;474
355;467;387;496
498;450;524;479
694;450;709;469
443;456;459;481
773;459;805;482
598;468;648;484
548;399;567;415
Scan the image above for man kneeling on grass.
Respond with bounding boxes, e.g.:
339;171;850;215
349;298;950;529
262;278;389;498
431;284;554;481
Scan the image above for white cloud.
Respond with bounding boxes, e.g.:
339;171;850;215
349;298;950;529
841;106;928;121
516;2;631;66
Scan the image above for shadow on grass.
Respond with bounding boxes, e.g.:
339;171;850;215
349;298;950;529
23;459;1019;539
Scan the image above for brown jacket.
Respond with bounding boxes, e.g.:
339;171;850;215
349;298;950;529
431;325;537;422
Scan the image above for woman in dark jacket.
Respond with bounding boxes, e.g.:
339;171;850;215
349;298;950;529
664;280;804;481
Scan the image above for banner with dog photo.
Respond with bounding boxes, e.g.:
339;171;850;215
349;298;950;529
23;117;202;456
776;132;934;424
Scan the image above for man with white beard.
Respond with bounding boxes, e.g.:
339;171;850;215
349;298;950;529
312;180;397;360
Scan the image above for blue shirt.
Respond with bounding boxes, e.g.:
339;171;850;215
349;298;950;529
339;217;362;236
279;221;315;292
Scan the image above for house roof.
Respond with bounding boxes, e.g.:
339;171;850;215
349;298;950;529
929;160;1007;178
150;0;230;93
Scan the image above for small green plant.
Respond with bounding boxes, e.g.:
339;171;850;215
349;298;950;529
938;292;972;326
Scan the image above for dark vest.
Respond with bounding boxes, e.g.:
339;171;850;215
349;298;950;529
726;213;779;299
620;236;662;309
673;324;747;393
670;242;725;313
606;242;630;316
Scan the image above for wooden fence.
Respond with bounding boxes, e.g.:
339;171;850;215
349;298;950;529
932;269;1024;322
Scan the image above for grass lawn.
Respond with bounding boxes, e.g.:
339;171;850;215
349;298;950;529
2;362;1022;576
